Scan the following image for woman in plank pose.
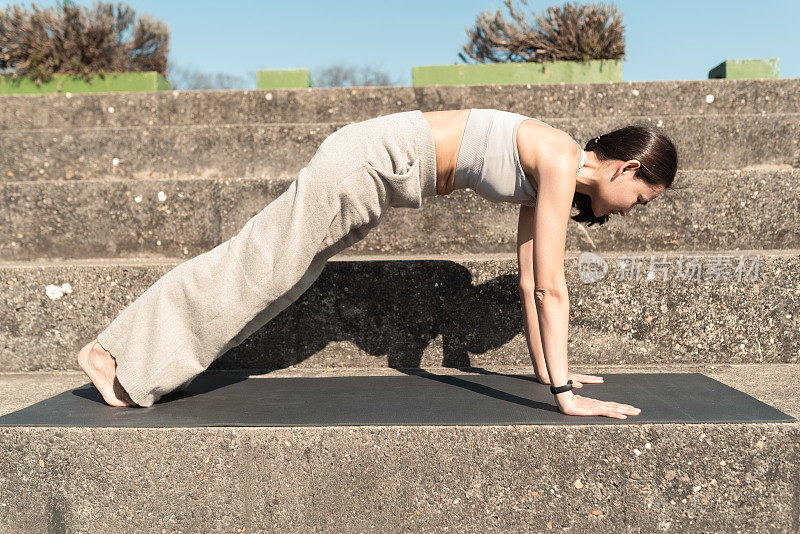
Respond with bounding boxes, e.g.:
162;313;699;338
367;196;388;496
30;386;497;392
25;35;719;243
78;108;677;418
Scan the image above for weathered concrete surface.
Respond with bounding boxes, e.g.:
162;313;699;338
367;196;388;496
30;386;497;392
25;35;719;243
1;168;799;260
0;365;797;533
1;78;798;532
1;252;797;372
0;114;798;183
0;78;798;130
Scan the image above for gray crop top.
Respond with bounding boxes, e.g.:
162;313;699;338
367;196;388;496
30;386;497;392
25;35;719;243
452;108;586;207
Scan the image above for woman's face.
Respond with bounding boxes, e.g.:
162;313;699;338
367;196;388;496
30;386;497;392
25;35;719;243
591;160;664;217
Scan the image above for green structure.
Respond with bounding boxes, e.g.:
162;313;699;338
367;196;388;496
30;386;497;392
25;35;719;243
0;71;171;95
708;58;779;79
412;59;621;86
257;68;313;89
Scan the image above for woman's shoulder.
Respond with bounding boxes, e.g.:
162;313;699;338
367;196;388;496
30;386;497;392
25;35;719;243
517;120;581;178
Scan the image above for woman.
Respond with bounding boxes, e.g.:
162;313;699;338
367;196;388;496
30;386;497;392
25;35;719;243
77;107;677;419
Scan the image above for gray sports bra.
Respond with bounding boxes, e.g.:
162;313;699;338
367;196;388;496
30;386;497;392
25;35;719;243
452;108;586;207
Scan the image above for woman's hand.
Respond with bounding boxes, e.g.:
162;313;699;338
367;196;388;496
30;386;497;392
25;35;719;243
557;393;641;419
534;371;604;389
534;372;640;419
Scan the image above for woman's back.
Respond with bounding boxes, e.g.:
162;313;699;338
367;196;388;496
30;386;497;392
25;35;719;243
422;108;585;204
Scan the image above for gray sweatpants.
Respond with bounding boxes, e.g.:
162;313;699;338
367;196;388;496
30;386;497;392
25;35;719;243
96;109;438;407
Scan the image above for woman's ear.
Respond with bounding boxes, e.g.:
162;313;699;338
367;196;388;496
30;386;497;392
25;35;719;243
625;159;641;173
609;164;625;181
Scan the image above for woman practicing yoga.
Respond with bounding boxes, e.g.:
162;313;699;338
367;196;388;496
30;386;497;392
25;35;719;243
77;107;677;419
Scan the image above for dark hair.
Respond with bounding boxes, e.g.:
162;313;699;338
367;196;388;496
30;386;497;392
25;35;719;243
572;123;679;226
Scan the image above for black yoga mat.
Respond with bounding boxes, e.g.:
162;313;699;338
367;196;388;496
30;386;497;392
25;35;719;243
0;372;794;427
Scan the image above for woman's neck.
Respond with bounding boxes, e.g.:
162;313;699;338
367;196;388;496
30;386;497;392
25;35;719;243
575;150;601;196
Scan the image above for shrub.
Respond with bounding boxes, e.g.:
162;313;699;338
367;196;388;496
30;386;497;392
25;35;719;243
459;0;625;64
0;1;169;85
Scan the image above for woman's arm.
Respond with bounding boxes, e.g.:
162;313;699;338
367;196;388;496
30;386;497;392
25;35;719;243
518;204;606;388
529;154;574;409
529;139;641;419
516;204;549;382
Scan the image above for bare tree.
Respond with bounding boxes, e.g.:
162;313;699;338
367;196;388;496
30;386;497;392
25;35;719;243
0;1;169;84
311;62;401;87
459;0;625;64
168;65;252;90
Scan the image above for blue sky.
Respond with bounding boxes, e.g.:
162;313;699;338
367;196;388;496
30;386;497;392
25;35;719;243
2;0;798;86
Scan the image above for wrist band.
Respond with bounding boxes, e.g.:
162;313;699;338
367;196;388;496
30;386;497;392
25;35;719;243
550;380;574;395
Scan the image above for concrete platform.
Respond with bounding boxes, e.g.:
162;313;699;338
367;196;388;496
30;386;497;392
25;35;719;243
3;77;799;532
1;114;798;182
1;252;797;373
0;364;797;532
2;168;799;260
0;78;798;130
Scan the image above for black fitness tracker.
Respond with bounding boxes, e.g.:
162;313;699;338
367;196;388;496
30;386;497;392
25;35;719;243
550;380;574;395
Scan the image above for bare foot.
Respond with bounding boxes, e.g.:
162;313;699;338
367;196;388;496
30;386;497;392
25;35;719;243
77;338;139;407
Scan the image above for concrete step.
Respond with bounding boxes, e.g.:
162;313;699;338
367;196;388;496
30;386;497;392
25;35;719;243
0;363;797;532
0;114;798;183
2;169;798;261
1;251;796;373
0;78;797;130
